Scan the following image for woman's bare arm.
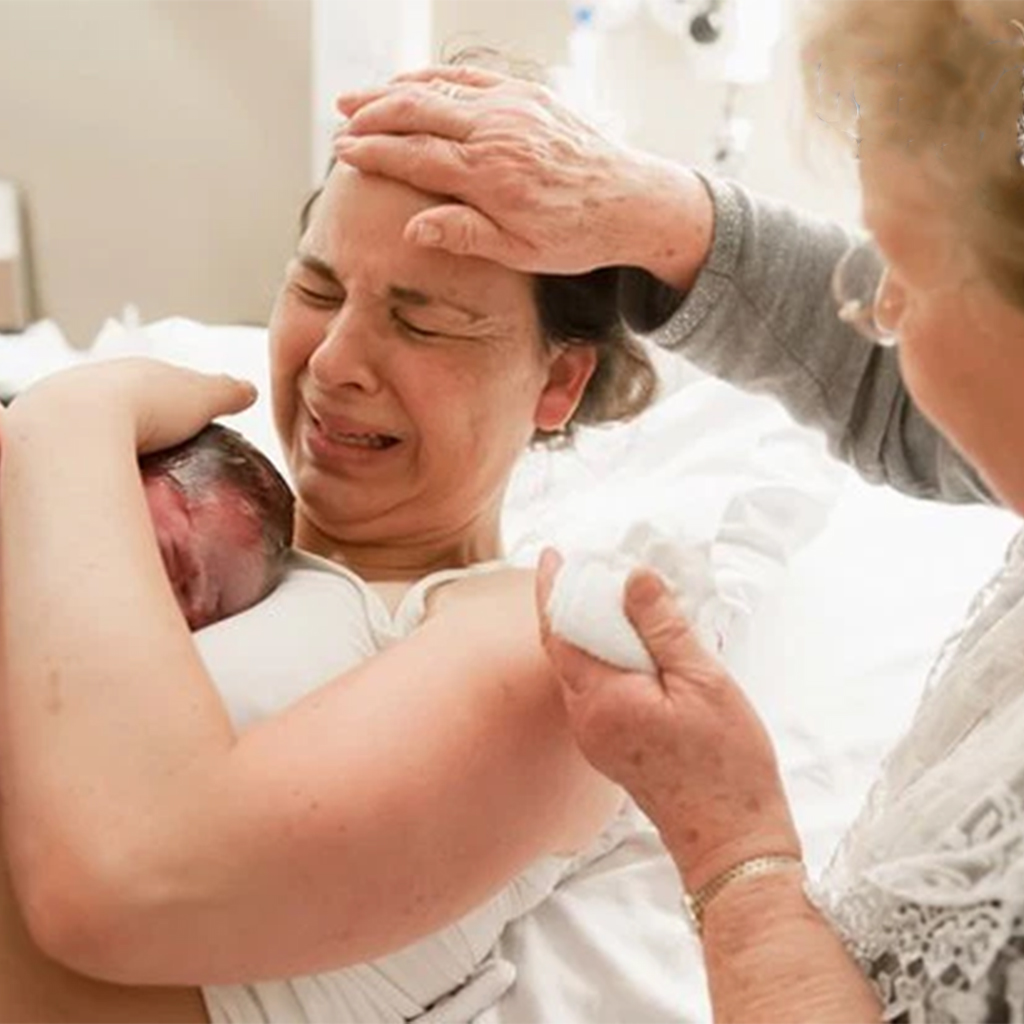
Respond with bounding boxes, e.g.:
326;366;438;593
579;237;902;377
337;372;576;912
0;370;619;985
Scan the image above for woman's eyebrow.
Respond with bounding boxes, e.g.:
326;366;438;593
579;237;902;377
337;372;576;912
388;285;485;322
294;254;488;321
295;251;340;284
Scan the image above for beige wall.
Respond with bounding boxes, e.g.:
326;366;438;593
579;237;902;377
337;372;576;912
433;0;570;66
0;0;312;345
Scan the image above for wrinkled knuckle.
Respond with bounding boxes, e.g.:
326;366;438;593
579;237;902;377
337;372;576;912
455;143;480;173
500;171;533;208
392;91;423;121
406;133;432;155
452;217;477;254
470;137;512;171
652;615;695;652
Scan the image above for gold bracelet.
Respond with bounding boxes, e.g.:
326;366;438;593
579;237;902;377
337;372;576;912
682;854;803;936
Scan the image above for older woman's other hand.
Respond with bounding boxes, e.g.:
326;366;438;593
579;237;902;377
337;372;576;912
536;549;801;891
334;67;711;289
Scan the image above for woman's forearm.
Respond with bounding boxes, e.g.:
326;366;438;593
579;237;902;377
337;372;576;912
0;396;614;984
697;869;882;1024
0;394;234;941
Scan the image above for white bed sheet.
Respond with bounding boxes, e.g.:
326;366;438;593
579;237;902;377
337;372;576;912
485;487;1017;1024
3;318;1017;1022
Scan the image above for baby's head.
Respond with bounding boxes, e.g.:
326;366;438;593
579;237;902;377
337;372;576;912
140;425;295;630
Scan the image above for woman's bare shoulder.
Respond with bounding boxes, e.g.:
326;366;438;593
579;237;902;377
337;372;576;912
425;565;535;617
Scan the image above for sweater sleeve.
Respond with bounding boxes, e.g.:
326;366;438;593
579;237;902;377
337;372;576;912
619;175;993;505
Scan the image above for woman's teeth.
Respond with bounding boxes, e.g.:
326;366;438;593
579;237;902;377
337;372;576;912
325;429;395;449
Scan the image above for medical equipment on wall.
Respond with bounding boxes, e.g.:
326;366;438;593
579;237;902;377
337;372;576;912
662;0;783;175
563;0;783;177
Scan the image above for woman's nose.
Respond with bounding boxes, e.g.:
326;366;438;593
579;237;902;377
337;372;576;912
873;268;908;343
307;307;382;393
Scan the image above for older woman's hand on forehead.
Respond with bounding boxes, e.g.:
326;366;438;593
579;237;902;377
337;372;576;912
334;66;712;288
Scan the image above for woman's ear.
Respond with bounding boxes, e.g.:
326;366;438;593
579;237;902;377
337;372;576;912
534;344;598;433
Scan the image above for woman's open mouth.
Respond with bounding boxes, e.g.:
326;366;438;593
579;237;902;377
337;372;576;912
304;411;402;461
318;427;399;450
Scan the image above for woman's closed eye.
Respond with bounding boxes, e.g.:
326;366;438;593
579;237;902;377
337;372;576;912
393;313;447;339
291;279;343;309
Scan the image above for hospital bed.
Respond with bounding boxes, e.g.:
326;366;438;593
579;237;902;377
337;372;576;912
1;316;1017;1022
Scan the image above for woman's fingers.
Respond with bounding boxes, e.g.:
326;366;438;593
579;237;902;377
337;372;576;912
405;205;534;265
343;84;478;141
336;132;535;265
210;374;259;416
99;360;256;454
391;65;510;89
335;86;390;118
536;549;663;698
535;547;562;619
622;570;720;689
334;133;471;194
335;67;508;118
537;551;800;875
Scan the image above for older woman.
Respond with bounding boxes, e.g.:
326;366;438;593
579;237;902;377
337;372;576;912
332;2;1024;1020
0;162;655;1021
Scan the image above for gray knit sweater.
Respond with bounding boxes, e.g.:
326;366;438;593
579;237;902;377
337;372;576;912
619;175;993;505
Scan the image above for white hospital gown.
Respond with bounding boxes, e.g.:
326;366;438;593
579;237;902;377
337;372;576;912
191;551;633;1024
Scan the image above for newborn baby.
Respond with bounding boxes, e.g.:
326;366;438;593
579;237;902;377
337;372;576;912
140;424;294;630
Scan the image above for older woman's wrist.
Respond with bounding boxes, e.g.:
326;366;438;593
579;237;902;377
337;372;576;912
702;865;807;931
659;805;803;895
620;156;714;293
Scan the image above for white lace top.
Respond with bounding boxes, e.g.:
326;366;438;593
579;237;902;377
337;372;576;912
813;527;1024;1022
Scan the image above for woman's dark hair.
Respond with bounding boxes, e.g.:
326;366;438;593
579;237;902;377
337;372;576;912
531;268;657;444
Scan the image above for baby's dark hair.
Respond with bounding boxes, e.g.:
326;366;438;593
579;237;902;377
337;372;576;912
139;424;295;596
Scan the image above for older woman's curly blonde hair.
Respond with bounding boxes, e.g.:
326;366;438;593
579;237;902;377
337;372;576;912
800;0;1024;309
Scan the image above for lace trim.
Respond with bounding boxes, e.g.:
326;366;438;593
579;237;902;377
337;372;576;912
862;899;1024;1024
918;531;1024;702
812;529;1024;1021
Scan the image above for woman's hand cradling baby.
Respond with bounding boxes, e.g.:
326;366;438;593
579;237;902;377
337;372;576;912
536;548;801;893
10;358;256;454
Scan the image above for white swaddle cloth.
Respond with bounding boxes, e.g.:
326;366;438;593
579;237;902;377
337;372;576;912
546;522;719;673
